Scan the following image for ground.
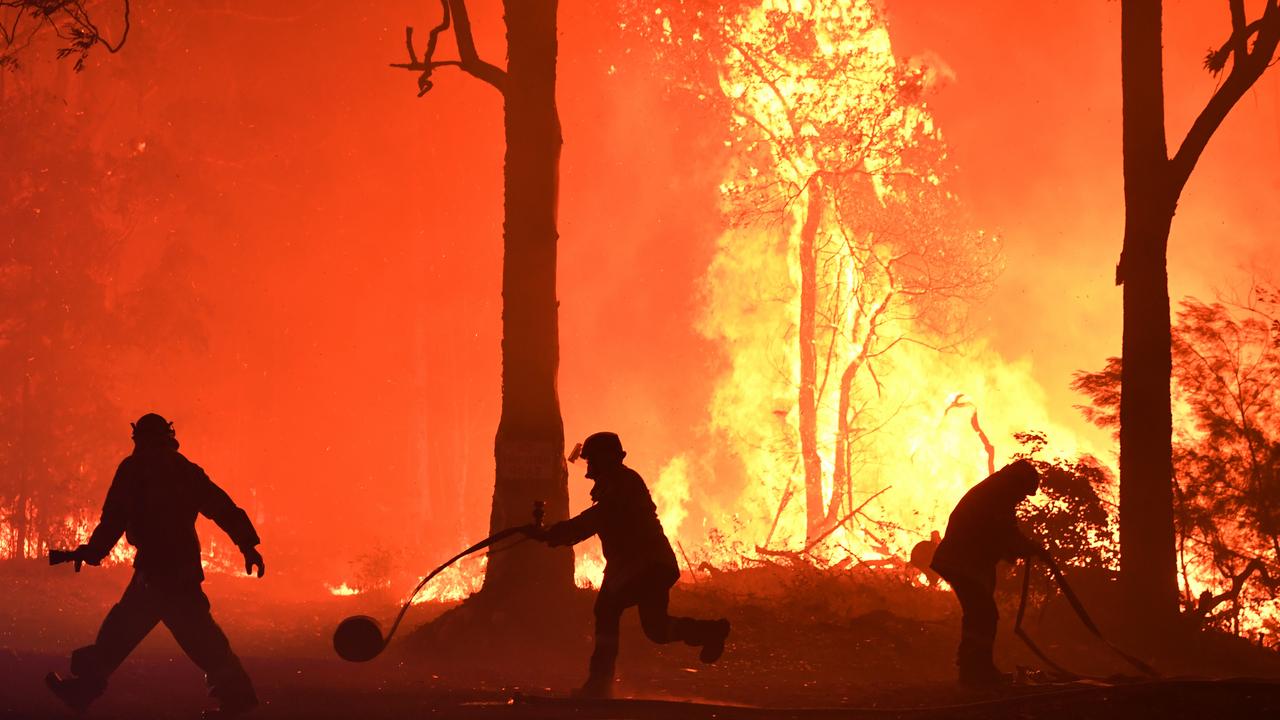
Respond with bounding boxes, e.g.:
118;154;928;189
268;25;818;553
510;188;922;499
2;560;1278;719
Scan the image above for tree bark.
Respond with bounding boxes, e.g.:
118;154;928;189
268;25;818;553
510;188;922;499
1119;0;1180;625
798;183;825;545
481;0;574;600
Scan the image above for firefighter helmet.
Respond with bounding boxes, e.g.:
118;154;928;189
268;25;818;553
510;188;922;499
131;413;178;449
579;432;626;462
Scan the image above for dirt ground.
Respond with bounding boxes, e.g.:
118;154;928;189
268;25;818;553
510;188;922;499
3;560;1279;719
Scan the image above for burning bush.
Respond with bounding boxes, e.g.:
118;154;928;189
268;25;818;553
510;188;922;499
1075;288;1280;646
1013;431;1118;571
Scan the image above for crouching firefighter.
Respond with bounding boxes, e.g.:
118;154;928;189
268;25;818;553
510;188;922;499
46;414;265;718
930;459;1044;688
537;432;731;698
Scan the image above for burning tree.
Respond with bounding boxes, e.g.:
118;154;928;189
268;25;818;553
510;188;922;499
629;0;998;552
1075;289;1280;645
392;0;575;603
1117;0;1280;627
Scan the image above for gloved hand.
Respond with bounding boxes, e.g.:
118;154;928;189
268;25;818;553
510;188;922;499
541;529;573;548
242;546;265;578
74;544;103;566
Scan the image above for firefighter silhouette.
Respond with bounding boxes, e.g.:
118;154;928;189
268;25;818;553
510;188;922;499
930;459;1043;687
538;432;731;698
46;414;264;718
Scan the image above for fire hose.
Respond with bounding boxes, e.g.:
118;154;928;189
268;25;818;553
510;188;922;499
332;500;548;662
1014;555;1159;679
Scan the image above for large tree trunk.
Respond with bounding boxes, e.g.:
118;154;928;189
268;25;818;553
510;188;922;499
481;0;574;600
798;183;825;545
1118;0;1180;626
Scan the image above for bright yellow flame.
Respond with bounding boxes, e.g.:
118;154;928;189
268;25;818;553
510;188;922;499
653;455;692;539
575;547;606;589
665;0;1108;568
327;582;361;596
409;556;486;604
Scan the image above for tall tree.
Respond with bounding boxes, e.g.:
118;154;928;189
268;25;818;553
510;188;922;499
643;0;995;548
1076;290;1280;645
394;0;574;602
1117;0;1280;626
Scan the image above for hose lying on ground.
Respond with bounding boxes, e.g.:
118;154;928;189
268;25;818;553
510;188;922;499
1014;556;1160;679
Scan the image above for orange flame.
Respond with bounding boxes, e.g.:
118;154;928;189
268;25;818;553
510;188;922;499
653;0;1106;570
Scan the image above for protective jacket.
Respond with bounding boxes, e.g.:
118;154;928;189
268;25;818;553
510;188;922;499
544;464;679;591
83;447;260;584
930;466;1036;585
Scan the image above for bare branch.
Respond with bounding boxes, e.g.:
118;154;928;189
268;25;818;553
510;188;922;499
802;486;892;555
1;0;130;71
1172;2;1280;187
390;0;506;96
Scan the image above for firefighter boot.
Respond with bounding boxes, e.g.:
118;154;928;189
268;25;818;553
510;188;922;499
571;674;614;700
699;618;731;663
45;672;104;714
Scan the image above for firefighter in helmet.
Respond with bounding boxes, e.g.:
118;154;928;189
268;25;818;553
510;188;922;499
46;413;264;718
538;432;731;698
930;459;1044;687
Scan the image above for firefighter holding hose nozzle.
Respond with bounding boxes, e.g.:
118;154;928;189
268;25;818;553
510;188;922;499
930;459;1045;688
46;413;263;718
537;432;731;699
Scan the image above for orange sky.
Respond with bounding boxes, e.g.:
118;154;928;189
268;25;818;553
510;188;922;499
886;0;1280;443
5;1;1278;589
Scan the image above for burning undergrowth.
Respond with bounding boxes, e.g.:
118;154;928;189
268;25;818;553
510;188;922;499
386;560;1280;700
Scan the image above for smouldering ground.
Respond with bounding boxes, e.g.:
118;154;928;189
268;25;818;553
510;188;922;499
3;562;1280;719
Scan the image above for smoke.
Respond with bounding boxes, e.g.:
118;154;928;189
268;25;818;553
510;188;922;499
2;1;1276;596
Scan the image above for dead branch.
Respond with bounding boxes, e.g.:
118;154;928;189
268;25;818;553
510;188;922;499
803;485;891;555
943;393;996;475
1186;556;1276;624
761;479;794;550
390;0;506;96
1171;1;1280;188
753;546;804;562
676;541;700;583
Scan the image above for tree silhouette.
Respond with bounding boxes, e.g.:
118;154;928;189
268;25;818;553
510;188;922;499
1116;0;1280;628
1012;432;1117;571
393;0;575;603
1076;289;1280;644
0;0;130;71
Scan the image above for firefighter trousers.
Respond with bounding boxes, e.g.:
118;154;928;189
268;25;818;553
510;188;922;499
69;571;256;705
939;570;1000;677
588;567;721;682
